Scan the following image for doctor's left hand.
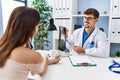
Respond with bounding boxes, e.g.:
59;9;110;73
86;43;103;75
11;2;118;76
74;46;85;54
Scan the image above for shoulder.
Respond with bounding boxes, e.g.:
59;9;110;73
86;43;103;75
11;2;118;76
9;47;43;64
96;27;107;40
73;27;84;35
97;28;106;36
74;27;83;32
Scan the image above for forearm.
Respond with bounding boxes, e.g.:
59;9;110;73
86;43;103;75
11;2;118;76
39;57;48;76
85;47;109;58
48;60;53;65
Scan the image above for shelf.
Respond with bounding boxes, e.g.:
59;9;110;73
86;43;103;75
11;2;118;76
110;14;120;17
108;38;120;43
72;14;110;17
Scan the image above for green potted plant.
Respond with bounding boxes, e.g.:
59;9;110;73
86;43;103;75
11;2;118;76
99;27;104;32
31;0;53;50
115;51;120;57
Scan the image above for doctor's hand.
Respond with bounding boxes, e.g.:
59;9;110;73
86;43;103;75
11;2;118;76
74;46;85;54
61;27;69;39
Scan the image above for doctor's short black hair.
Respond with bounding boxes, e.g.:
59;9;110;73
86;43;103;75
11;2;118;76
84;8;99;19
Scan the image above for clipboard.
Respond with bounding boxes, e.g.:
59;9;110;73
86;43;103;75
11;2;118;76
68;55;97;67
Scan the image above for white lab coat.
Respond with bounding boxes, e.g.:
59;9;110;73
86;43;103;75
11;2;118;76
66;27;109;58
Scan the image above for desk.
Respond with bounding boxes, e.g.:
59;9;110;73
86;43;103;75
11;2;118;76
31;50;120;80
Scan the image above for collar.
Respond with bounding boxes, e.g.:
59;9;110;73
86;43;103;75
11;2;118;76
82;28;95;47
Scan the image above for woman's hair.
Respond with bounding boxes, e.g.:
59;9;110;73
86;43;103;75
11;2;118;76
84;8;99;19
0;6;40;67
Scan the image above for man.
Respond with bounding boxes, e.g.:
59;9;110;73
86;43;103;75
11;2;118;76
62;8;109;57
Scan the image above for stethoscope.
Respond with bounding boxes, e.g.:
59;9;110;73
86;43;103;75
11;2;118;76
108;60;120;74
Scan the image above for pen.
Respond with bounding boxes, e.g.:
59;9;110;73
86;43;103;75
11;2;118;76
76;62;96;66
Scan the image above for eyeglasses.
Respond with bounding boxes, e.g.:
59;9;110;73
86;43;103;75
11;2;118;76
83;16;95;21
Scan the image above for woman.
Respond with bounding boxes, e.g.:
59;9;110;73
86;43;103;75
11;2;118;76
0;6;60;80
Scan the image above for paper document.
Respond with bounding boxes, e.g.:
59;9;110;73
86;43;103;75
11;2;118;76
69;55;96;67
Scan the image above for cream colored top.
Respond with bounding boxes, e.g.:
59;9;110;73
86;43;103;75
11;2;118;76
0;59;41;80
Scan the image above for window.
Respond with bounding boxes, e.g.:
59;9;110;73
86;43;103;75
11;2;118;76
1;0;25;32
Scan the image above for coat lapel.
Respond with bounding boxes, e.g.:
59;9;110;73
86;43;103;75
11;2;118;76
79;28;84;46
83;27;98;48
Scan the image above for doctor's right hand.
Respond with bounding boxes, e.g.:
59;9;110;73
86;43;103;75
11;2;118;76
74;46;85;54
61;27;69;39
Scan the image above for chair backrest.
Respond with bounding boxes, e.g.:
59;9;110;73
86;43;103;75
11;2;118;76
58;26;66;51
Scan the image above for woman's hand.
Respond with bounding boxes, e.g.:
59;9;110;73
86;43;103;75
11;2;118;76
48;56;61;65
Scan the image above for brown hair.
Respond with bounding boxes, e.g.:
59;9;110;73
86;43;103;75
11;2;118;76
84;8;99;18
0;6;40;67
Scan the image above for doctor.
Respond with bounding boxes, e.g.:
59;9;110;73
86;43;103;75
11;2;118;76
62;8;109;57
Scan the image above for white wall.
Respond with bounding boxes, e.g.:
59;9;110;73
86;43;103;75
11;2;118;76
0;0;3;37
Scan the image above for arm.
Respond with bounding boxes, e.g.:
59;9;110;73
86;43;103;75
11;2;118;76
73;31;109;58
39;56;48;76
85;32;109;58
29;55;60;76
39;56;60;76
65;29;81;51
61;27;74;51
